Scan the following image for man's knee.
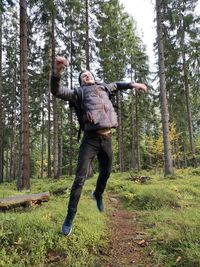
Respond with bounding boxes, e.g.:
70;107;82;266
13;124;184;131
99;168;111;179
72;176;85;189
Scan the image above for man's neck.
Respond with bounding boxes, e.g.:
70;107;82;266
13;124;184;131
82;81;96;86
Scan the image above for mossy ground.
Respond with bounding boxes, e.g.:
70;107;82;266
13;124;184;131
1;167;200;266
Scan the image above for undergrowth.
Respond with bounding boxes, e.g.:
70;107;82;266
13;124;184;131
1;167;200;266
107;167;200;267
0;177;107;267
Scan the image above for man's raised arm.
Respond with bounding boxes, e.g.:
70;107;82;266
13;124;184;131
51;56;75;101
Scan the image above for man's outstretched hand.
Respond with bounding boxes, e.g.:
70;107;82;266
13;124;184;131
54;56;69;76
132;82;147;93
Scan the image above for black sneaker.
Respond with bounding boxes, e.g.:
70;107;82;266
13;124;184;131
61;216;73;236
92;191;104;212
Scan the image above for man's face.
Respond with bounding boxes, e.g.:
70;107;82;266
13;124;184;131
80;71;95;85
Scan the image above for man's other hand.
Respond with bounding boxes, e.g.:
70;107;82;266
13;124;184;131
133;82;147;93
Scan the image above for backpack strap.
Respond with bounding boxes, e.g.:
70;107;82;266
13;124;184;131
74;87;85;142
74;87;84;107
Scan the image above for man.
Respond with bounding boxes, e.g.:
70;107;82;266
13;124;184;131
51;56;147;236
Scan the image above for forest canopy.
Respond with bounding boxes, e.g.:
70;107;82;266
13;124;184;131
0;0;199;189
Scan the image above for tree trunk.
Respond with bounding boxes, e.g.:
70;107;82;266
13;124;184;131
135;91;140;170
0;10;3;183
51;18;59;179
131;91;136;170
145;122;153;169
18;0;30;189
117;91;125;172
9;66;17;181
53;98;59;179
131;85;140;171
175;138;180;169
182;139;187;168
40;101;45;179
10;112;17;182
59;135;63;177
47;22;52;178
6;147;9;181
69;36;73;176
156;0;173;176
85;0;90;70
69;109;73;176
58;103;63;177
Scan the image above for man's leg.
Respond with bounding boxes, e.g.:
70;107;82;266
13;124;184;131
93;137;112;212
62;135;98;235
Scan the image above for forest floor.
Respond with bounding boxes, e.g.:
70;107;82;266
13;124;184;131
98;194;155;267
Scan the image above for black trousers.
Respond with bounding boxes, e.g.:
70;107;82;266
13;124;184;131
67;132;112;218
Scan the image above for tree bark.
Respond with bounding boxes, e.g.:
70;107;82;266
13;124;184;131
51;17;59;179
9;65;17;181
131;75;140;171
156;0;173;175
135;91;140;170
0;192;50;210
131;90;136;170
0;11;3;183
182;140;187;168
59;135;63;177
117;91;125;172
40;101;45;178
69;34;73;176
18;0;30;189
85;0;90;70
53;98;59;179
58;102;63;177
47;21;52;178
175;138;180;169
6;147;9;181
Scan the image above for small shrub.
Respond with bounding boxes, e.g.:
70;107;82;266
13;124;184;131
124;186;180;210
191;168;200;176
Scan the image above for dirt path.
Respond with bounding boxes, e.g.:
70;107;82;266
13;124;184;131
99;194;153;267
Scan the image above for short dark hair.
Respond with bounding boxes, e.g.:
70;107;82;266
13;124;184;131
78;70;95;85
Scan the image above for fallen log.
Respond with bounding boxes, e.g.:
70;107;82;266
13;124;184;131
0;192;50;211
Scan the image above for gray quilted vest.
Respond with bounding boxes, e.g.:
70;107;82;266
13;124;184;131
75;83;118;131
